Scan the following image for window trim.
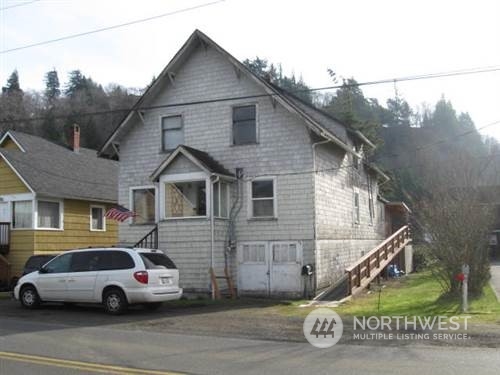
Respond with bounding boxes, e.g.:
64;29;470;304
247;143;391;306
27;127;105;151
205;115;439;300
248;176;277;219
159;172;210;220
231;103;259;146
129;185;158;225
89;205;106;232
35;199;64;231
160;114;184;152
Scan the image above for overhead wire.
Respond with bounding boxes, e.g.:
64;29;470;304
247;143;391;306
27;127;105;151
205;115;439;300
0;0;225;54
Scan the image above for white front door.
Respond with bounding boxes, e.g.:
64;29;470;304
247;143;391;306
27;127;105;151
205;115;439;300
0;202;10;223
238;241;302;295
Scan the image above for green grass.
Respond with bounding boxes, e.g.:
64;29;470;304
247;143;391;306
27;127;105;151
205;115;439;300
334;272;500;324
270;272;500;324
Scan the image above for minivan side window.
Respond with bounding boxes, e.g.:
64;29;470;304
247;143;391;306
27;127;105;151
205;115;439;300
98;251;135;271
44;253;72;273
71;252;101;272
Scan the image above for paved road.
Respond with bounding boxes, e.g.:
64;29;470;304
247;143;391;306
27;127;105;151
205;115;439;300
1;315;499;375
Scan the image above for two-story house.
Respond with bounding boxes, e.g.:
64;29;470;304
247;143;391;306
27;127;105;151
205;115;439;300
99;30;391;297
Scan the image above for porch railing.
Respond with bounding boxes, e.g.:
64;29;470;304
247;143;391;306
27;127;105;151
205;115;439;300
345;225;411;296
134;225;159;249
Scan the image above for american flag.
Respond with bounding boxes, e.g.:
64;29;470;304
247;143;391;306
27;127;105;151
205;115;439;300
105;205;137;222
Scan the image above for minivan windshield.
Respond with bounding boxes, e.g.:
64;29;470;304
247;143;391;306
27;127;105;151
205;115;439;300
140;252;177;269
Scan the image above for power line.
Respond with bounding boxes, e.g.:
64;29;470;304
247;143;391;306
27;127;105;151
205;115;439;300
0;0;225;54
2;64;500;126
0;0;39;11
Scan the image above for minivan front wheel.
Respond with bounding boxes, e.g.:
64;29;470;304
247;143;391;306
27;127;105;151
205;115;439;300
103;288;128;315
20;285;40;309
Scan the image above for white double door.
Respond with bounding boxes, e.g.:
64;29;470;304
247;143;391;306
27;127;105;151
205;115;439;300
238;241;302;295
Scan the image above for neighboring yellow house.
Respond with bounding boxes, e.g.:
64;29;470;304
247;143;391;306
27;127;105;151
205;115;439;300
0;128;118;286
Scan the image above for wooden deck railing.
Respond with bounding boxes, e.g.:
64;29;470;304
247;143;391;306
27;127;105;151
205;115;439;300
0;222;10;255
134;225;159;249
346;225;411;296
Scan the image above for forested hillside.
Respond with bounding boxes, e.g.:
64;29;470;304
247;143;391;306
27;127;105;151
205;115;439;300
1;61;498;207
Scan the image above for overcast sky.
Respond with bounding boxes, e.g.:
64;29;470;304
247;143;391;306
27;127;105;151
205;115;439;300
1;0;500;140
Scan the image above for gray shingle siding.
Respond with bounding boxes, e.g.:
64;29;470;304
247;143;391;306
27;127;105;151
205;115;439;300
313;142;385;289
118;45;315;294
117;41;387;296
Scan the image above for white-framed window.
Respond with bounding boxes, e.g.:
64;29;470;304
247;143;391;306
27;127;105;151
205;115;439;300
232;104;257;145
130;187;156;224
161;115;184;151
354;191;360;224
12;200;33;229
36;200;63;230
213;180;230;218
90;205;106;231
249;177;276;218
160;173;208;219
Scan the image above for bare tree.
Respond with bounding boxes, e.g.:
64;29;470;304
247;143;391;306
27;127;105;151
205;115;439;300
416;149;495;296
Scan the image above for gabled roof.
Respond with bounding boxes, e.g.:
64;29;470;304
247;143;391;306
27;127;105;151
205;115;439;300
150;145;234;181
0;131;118;203
99;29;371;158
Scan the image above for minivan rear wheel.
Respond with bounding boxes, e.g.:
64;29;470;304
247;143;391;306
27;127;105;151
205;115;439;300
20;285;40;309
103;288;128;315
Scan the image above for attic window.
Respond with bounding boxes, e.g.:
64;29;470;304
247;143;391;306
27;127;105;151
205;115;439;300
233;105;257;145
161;115;184;151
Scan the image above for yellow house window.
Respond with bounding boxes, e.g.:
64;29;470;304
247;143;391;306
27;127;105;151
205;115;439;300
12;200;32;229
90;205;106;231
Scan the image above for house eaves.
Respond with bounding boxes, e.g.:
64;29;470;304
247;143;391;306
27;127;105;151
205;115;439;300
98;29;362;159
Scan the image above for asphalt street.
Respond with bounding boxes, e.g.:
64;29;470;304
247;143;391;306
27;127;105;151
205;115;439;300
0;313;499;375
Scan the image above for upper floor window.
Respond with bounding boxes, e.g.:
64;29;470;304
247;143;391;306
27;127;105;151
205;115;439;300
233;105;256;145
131;187;156;224
250;178;276;218
161;115;184;151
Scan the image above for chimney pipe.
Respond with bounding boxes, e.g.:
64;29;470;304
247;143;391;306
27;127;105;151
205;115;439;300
72;124;80;153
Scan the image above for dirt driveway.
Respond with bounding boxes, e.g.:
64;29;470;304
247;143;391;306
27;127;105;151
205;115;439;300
1;297;499;348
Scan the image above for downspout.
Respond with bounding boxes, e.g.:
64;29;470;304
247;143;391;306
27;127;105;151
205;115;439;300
210;174;220;300
311;139;331;295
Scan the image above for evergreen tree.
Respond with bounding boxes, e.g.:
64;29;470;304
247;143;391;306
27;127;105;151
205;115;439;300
44;69;60;103
2;70;22;95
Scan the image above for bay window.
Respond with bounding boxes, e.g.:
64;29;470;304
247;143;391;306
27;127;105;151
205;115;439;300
213;181;229;218
164;180;206;218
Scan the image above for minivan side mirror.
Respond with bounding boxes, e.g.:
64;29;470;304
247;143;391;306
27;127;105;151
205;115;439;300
38;266;48;274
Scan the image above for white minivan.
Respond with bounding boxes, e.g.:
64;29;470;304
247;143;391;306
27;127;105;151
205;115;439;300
14;248;183;314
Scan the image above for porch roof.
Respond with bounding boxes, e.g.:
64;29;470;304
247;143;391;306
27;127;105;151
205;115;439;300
150;145;234;181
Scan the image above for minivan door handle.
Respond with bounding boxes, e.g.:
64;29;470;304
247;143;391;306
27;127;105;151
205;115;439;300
67;279;76;283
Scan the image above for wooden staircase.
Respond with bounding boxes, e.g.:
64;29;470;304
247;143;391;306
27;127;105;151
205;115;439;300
345;225;411;296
